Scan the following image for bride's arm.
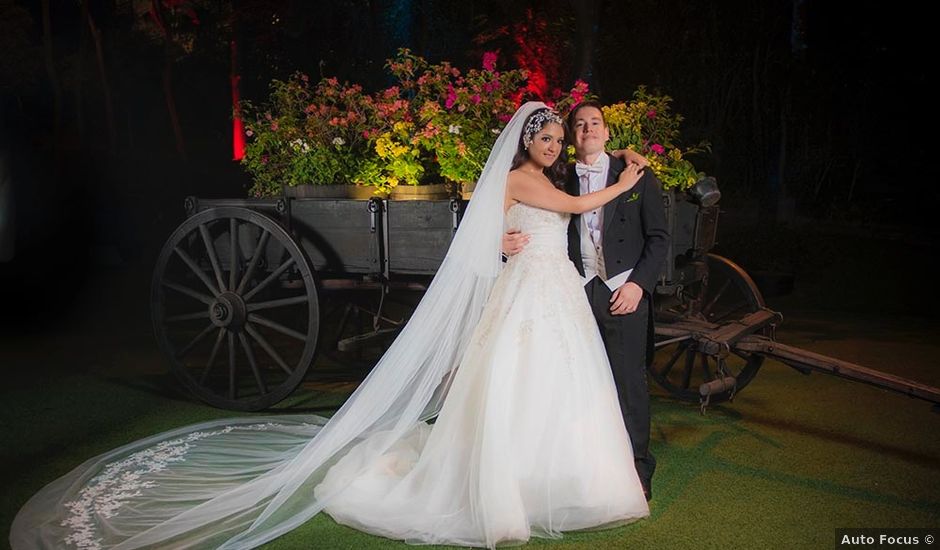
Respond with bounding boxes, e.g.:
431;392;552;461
507;165;643;214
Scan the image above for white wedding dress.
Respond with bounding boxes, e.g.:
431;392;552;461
316;203;649;547
10;102;648;550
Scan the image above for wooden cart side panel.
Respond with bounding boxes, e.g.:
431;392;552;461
386;200;459;275
290;199;381;274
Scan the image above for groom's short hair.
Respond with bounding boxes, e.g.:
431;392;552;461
567;100;607;135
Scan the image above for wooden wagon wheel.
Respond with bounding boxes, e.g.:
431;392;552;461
650;253;769;403
151;207;319;411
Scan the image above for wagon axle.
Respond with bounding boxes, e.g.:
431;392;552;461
208;293;246;331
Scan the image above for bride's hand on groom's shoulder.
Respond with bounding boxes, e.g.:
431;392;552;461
616;162;644;191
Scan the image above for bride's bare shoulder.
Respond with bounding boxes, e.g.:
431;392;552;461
507;169;539;187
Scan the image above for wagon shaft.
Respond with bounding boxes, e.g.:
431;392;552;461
734;336;940;408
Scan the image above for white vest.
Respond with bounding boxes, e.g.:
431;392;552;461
578;155;633;290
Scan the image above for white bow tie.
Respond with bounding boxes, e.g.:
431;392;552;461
575;163;604;177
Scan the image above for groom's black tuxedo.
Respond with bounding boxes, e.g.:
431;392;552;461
565;153;669;496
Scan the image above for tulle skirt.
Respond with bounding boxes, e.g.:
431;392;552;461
317;248;649;548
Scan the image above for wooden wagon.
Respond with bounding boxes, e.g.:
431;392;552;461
151;184;940;412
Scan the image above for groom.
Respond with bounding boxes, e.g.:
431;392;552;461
503;101;668;499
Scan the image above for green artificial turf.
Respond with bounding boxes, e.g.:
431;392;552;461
3;307;938;550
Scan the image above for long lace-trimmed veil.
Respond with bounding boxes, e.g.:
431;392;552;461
10;101;548;550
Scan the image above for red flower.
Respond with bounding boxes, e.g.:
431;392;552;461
651;143;665;155
647;110;657;119
482;51;498;72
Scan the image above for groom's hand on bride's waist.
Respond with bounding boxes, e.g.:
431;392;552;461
610;281;643;315
502;229;530;257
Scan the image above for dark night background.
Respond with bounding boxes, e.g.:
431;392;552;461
1;0;936;327
1;3;939;547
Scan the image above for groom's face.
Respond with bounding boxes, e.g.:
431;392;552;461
571;106;609;158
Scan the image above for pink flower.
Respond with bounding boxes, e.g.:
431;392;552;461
261;154;269;165
498;114;512;123
470;94;481;105
270;121;279;131
300;73;309;82
651;143;665;155
482;51;498;72
445;85;457;109
647;110;657;119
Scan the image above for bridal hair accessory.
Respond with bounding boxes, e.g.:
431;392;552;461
522;109;564;149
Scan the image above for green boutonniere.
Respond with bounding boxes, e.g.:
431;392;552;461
625;192;640;203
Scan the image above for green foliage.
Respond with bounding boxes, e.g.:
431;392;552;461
240;73;373;197
603;87;709;191
240;54;708;196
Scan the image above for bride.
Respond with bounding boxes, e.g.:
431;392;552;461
10;102;649;550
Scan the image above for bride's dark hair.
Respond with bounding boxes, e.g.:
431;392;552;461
509;108;569;189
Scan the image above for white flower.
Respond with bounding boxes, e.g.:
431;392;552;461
491;128;501;135
448;124;461;135
289;139;311;153
332;137;345;146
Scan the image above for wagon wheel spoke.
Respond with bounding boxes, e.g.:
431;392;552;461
681;348;695;389
245;323;293;375
174;246;221;297
649;254;768;404
166;310;210;323
163;280;213;305
228;218;239;291
243;257;296;302
228;332;236;400
175;322;216;360
701;279;731;317
238;332;268;396
246;295;309;312
236;230;271;295
248;313;307;341
200;328;226;385
659;341;688;378
153;207;320;411
198;223;227;292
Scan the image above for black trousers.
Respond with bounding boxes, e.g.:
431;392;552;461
585;278;656;493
